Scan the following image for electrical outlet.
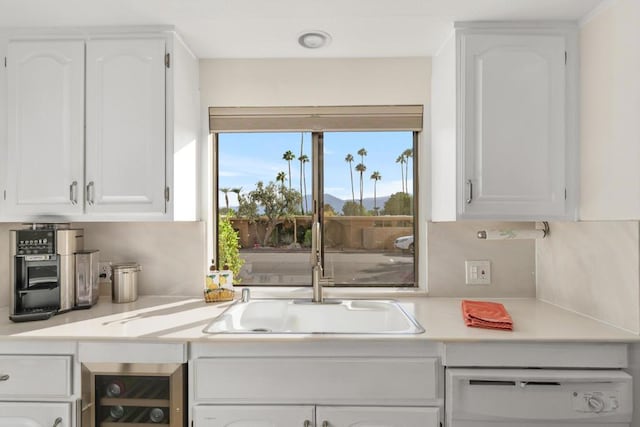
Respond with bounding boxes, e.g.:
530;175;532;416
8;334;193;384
465;260;491;285
98;261;112;281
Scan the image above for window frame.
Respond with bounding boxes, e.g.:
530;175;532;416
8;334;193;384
210;106;426;294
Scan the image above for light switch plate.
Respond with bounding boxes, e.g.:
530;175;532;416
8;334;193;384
465;260;491;285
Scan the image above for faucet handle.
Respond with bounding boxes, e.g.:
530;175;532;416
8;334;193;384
241;288;250;303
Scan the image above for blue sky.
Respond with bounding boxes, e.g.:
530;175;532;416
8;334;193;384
218;131;413;207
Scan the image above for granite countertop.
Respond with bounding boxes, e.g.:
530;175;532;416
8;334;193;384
0;296;637;343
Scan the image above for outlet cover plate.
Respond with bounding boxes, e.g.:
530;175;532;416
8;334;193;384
465;260;491;285
98;261;112;281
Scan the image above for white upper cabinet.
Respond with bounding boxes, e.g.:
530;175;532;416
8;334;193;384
1;29;199;222
6;40;85;217
85;38;167;215
431;23;578;221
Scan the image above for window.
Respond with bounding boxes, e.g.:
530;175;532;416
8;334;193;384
211;106;422;288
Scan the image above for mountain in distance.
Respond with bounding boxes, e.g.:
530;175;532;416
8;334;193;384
315;194;390;214
229;193;391;214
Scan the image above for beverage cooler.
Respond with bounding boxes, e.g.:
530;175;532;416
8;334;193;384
80;363;186;427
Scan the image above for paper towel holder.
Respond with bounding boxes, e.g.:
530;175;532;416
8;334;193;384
477;221;549;240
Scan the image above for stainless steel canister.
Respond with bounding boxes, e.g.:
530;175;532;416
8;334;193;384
112;263;141;303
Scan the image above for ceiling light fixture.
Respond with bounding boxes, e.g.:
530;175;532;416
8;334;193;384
298;31;332;49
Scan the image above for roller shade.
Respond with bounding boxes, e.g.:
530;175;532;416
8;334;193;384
209;105;423;132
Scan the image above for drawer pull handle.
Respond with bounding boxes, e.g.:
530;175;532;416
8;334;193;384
0;374;9;381
322;422;329;427
303;421;311;427
52;418;63;427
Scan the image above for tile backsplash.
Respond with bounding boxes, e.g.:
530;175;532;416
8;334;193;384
536;221;640;334
0;221;207;306
77;221;207;297
427;221;536;297
0;220;536;307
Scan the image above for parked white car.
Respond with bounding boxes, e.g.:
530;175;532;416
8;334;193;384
393;235;414;253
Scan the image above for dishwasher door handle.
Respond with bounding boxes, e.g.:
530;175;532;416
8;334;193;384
469;379;561;387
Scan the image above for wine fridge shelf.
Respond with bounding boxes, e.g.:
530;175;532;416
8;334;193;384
100;398;170;407
100;406;170;426
102;423;167;427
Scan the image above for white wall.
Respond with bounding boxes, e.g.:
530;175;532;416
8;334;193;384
171;34;201;222
430;33;457;221
200;57;536;296
580;0;640;220
0;34;8;219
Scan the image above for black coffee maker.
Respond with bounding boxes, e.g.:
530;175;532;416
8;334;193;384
9;224;83;322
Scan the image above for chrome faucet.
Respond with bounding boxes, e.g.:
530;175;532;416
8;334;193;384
311;221;324;303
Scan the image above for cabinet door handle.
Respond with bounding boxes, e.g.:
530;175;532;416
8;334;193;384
303;421;311;427
0;374;9;381
69;181;78;205
466;179;473;204
86;181;95;206
52;417;63;427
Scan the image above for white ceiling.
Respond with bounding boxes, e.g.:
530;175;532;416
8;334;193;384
0;0;603;58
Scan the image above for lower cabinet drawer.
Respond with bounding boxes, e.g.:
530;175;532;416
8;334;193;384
193;357;440;405
317;406;440;427
0;401;72;427
194;405;315;426
194;405;440;427
0;355;72;398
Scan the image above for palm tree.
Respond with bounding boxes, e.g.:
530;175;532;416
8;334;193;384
230;187;242;215
299;133;305;214
402;148;413;194
345;153;355;203
370;171;382;214
282;150;295;191
357;147;367;166
396;155;406;194
355;163;367;210
219;187;231;213
299;154;310;214
276;171;287;189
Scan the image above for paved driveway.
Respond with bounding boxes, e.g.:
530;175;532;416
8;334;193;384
237;249;414;286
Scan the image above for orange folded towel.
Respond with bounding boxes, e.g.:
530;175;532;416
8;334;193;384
461;300;513;331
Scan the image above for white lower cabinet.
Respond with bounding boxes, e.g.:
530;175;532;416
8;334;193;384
190;343;444;427
0;402;71;427
194;405;439;427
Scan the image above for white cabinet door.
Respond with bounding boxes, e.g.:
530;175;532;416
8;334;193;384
316;406;440;427
86;38;167;215
194;405;314;426
6;40;85;217
0;402;71;427
459;32;569;219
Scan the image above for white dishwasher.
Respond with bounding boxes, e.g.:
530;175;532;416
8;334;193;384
446;368;633;426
